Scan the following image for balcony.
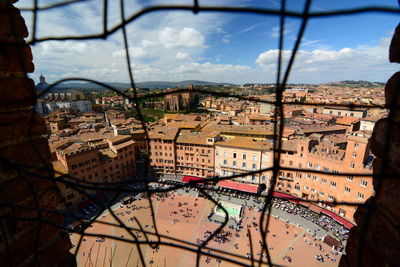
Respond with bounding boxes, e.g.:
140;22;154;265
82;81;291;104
278;176;293;181
220;165;249;173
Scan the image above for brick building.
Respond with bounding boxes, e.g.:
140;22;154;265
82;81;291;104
53;136;136;208
175;130;217;177
163;84;198;112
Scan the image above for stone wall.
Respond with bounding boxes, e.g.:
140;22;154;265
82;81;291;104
0;1;75;266
339;23;400;267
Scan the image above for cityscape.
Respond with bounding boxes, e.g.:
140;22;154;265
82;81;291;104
38;74;383;266
1;0;399;267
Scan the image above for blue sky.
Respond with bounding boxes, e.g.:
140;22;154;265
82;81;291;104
17;0;399;84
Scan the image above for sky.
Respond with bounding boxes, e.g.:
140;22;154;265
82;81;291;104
16;0;400;85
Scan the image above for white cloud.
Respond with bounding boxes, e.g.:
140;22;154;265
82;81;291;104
255;40;397;83
222;36;231;43
112;46;147;58
40;41;89;54
159;27;204;48
142;40;157;48
176;52;190;60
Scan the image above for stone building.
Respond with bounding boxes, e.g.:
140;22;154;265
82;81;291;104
0;1;75;265
52;136;136;208
163;84;198;112
35;89;92;115
175;130;217;178
214;137;272;186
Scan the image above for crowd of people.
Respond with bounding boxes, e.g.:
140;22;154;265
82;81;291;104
272;198;349;241
114;181;344;265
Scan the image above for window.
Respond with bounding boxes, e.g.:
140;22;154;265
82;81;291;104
311;188;316;193
339;208;346;216
289;160;293;166
350;112;354;117
253;154;257;161
223;160;228;166
315;164;320;170
344;186;351;193
252;163;256;170
232;161;236;167
243;154;247;160
281;159;285;165
354;143;359;149
251;175;256;182
215;150;219;156
323;167;329;172
304;186;309;190
295;184;300;190
360;180;368;187
358;192;364;200
313;176;318;181
350;162;355;168
353;152;357;158
223;151;227;157
328;195;334;201
338;111;342;115
330;181;337;187
233;152;237;158
321;178;327;184
319;192;325;196
347;176;353;181
261;175;266;182
263;155;268;163
307;162;313;168
242;162;246;168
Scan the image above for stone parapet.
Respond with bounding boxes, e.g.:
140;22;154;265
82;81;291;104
0;1;75;266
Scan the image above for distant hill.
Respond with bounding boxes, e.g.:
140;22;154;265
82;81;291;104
323;80;385;87
50;80;235;91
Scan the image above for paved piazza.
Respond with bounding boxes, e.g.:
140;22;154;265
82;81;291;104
71;189;341;266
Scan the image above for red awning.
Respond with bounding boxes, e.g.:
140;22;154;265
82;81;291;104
182;176;206;183
309;204;323;214
299;200;311;207
78;193;106;209
272;192;300;203
322;209;355;229
218;180;258;193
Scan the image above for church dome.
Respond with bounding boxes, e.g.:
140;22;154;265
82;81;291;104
36;73;50;91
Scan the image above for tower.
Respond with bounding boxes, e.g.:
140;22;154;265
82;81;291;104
39;73;46;83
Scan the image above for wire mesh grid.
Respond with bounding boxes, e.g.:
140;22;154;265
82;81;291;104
2;0;400;266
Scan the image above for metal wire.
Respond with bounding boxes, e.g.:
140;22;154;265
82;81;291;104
2;0;399;266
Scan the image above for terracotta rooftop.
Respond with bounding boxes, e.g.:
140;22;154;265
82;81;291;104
176;130;213;146
148;126;180;140
205;125;274;136
297;125;348;134
111;140;135;150
248;114;272;120
335;116;360;126
166;121;201;129
362;113;387;122
215;137;272;150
